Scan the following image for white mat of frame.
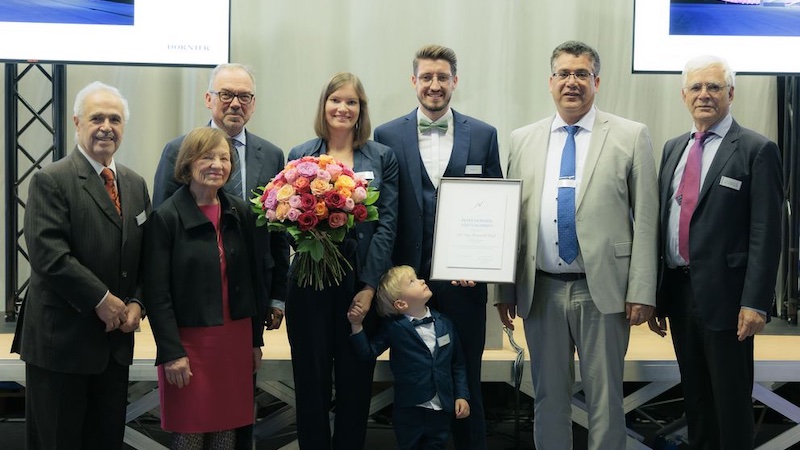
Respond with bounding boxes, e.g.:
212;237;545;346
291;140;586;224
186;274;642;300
2;320;800;449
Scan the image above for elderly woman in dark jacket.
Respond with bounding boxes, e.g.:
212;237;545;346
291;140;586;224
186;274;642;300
143;127;265;450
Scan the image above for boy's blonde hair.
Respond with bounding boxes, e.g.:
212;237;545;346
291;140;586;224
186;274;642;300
375;265;417;317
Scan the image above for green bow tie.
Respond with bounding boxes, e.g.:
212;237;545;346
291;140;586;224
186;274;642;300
419;118;448;133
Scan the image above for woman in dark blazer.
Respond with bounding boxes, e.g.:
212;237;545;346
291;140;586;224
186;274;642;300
285;72;399;450
143;127;265;450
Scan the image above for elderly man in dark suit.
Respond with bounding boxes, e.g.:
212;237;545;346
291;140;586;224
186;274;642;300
12;81;151;449
373;44;502;450
152;62;289;450
648;55;783;450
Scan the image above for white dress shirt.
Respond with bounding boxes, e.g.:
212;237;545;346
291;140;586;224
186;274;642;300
417;109;454;188
537;108;596;273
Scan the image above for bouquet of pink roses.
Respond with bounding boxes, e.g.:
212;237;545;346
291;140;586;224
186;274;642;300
251;155;379;290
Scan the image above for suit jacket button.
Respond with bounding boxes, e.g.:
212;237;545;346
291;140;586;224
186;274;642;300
358;232;364;239
121;271;128;278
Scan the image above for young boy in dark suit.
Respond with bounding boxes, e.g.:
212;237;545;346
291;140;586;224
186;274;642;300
347;265;470;450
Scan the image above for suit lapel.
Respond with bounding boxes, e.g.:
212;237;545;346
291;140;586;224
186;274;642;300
401;110;425;210
399;316;430;349
576;113;609;209
698;121;740;205
444;110;469;177
73;150;122;229
117;167;132;243
244;131;264;195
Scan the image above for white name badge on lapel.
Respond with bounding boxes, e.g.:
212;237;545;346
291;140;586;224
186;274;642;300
357;171;374;180
437;334;451;347
465;165;483;175
719;176;742;191
136;211;147;226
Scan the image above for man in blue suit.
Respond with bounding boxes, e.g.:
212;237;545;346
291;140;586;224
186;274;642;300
348;265;470;450
151;63;289;450
373;44;502;450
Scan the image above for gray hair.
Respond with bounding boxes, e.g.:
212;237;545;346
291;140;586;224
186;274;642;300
682;55;736;88
208;63;257;94
73;81;130;121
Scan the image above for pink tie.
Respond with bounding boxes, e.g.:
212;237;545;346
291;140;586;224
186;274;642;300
677;131;710;263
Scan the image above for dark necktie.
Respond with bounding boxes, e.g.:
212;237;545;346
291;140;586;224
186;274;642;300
226;139;244;199
411;316;434;327
418;118;448;133
557;125;579;264
677;131;711;263
100;167;121;216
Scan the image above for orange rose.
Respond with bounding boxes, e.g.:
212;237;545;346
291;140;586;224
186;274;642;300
334;175;356;191
314;201;329;219
310;178;333;196
276;184;295;202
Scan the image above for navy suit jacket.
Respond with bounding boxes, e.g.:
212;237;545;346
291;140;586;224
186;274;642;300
152;128;290;313
287;138;398;289
13;149;151;373
350;309;469;411
373;108;502;274
656;120;782;330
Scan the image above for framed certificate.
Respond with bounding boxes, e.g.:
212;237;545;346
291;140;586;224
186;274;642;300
430;178;522;284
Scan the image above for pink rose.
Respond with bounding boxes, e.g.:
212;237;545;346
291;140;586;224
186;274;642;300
287;208;301;222
343;197;355;212
351;186;367;203
315;169;332;182
266;209;277;221
264;189;278;210
284;168;299;184
326;163;343;181
288;195;303;209
296;161;319;178
328;212;347;228
352;204;368;222
297;211;318;231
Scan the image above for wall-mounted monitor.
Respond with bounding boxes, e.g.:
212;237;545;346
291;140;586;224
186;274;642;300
633;0;800;74
0;0;230;67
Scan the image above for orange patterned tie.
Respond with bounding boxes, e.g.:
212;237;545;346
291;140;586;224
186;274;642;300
101;168;121;215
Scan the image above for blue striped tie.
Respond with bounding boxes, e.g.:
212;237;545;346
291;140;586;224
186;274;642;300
558;126;579;264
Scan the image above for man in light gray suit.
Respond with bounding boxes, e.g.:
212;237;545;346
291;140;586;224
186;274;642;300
13;81;150;449
496;41;659;449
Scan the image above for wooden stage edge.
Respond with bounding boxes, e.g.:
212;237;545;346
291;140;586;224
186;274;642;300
2;317;800;383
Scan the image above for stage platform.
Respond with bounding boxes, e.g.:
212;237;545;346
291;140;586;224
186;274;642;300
2;319;800;449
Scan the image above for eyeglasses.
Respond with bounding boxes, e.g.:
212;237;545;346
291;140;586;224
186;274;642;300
209;90;255;104
417;73;452;86
684;83;728;94
552;71;594;81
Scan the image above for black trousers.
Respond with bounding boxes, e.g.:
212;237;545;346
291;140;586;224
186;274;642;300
25;359;129;450
428;281;487;450
285;268;377;450
664;268;756;450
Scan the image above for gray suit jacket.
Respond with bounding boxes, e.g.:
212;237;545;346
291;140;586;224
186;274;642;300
13;149;151;373
500;110;659;318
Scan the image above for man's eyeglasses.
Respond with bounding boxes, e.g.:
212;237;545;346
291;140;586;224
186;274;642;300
552;71;595;81
417;73;452;86
684;83;728;94
210;90;255;104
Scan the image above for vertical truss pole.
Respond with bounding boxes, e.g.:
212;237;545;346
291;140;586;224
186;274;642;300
4;63;66;322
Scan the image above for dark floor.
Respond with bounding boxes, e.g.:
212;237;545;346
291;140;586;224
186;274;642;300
3;319;800;449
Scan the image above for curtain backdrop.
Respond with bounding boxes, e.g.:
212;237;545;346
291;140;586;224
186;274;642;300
1;0;778;334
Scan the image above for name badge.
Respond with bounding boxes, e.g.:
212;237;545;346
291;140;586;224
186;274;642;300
719;176;742;191
437;334;451;347
136;211;147;226
465;165;483;175
357;171;374;180
557;179;577;189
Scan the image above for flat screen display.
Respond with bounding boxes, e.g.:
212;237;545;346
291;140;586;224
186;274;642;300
633;0;800;74
0;0;230;67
